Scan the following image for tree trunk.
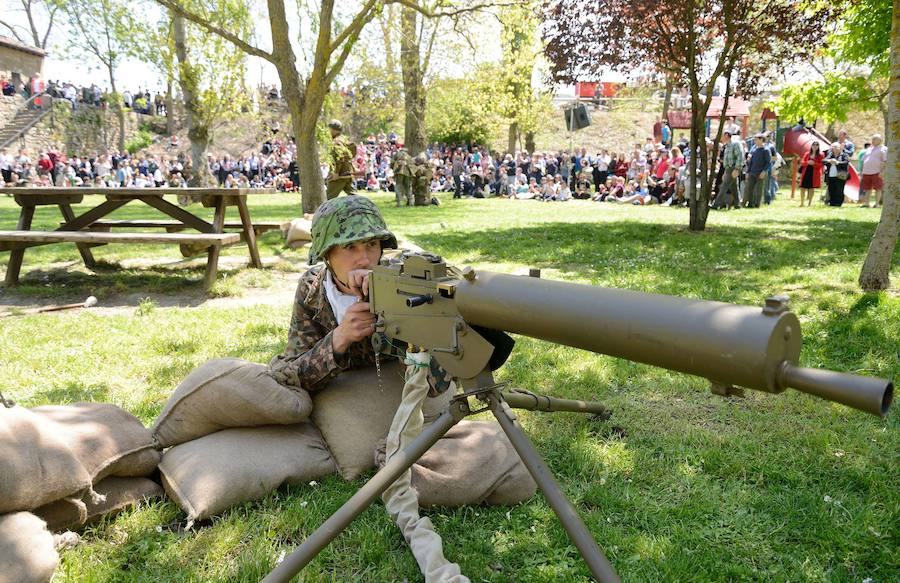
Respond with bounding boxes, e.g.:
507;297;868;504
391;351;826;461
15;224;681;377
688;109;709;231
858;4;900;291
108;66;126;154
524;131;535;156
661;77;673;122
400;6;426;156
507;122;518;155
291;65;327;213
166;77;175;136
172;13;213;187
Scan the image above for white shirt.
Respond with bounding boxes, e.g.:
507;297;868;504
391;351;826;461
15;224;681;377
324;270;359;325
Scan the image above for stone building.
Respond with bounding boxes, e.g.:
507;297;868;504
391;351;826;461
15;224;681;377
0;35;46;90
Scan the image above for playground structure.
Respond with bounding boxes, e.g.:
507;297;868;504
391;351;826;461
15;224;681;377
666;97;751;140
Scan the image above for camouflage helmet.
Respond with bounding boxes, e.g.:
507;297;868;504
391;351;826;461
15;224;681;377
327;119;343;132
308;196;397;265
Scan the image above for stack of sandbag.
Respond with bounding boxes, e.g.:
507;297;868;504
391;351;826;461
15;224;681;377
155;358;334;523
284;216;313;249
26;403;163;531
0;402;164;582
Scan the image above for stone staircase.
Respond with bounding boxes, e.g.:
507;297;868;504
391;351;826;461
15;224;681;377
0;103;52;150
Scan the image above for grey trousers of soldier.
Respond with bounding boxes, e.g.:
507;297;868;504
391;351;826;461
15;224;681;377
395;176;412;206
714;170;740;208
742;172;764;208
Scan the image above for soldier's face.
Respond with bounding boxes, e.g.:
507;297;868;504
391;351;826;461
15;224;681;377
328;239;381;283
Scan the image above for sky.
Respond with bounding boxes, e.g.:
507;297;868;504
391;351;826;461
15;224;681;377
5;1;679;96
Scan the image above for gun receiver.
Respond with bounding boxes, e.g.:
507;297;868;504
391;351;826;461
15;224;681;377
369;252;892;417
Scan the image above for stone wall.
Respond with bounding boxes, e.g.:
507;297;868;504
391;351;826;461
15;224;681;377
0;94;25;128
2;99;144;155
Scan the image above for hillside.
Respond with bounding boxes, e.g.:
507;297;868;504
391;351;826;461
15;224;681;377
134;100;885;161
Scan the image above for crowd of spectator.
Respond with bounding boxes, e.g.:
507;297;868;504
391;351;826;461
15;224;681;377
0;72;167;114
0;138;301;192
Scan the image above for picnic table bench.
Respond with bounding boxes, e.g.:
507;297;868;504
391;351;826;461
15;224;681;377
0;187;281;288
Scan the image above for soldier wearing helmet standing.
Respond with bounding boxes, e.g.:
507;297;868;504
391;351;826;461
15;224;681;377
326;119;355;199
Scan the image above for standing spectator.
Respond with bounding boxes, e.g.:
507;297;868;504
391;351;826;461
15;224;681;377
742;134;771;208
857;142;871;173
661;120;672;148
836;130;855;157
798;141;824;207
0;148;11;184
823;143;850;207
724;116;741;138
123;90;133;108
712;131;742;209
451;151;464;199
859;134;887;208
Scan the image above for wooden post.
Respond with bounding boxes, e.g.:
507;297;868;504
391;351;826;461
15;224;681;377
204;197;227;289
791;157;798;200
58;203;97;268
235;195;262;269
4;204;35;285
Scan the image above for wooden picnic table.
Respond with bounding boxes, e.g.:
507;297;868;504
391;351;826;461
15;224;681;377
0;187;283;288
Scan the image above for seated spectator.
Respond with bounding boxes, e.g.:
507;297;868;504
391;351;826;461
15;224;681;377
366;174;379;191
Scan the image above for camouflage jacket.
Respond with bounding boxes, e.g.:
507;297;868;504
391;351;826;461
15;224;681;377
268;264;453;394
329;135;355;179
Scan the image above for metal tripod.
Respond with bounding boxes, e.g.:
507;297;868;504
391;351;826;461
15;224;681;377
262;383;621;583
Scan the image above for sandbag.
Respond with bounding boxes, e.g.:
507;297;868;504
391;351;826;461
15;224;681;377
159;423;335;522
34;476;164;532
32;402;160;482
0;512;59;583
284;217;313;246
0;405;92;513
152;358;313;448
86;476;164;525
376;421;537;507
32;497;88;533
311;362;405;480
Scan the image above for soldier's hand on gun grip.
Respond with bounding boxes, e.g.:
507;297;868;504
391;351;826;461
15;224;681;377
332;301;376;355
345;269;372;299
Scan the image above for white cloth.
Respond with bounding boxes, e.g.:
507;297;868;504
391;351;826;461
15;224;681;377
324;270;359;325
382;351;469;583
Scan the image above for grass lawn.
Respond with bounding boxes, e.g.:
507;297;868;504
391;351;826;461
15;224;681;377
1;191;897;582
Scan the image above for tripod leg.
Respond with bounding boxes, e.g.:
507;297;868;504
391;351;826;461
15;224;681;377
486;392;621;583
262;405;466;583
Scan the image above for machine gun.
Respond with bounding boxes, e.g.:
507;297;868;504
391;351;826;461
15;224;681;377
265;252;893;583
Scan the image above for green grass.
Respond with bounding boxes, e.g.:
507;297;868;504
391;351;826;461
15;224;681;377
1;191;898;582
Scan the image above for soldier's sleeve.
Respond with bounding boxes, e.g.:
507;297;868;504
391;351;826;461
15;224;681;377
268;277;350;392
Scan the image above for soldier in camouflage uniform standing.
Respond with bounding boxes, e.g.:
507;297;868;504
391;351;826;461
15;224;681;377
326;119;355;199
410;153;434;206
391;148;413;207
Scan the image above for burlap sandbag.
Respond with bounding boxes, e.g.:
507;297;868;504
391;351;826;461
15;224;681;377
311;362;405;480
0;512;59;583
32;403;160;482
376;421;537;507
34;476;164;532
159;422;336;522
153;358;313;448
284;217;313;246
0;406;93;513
